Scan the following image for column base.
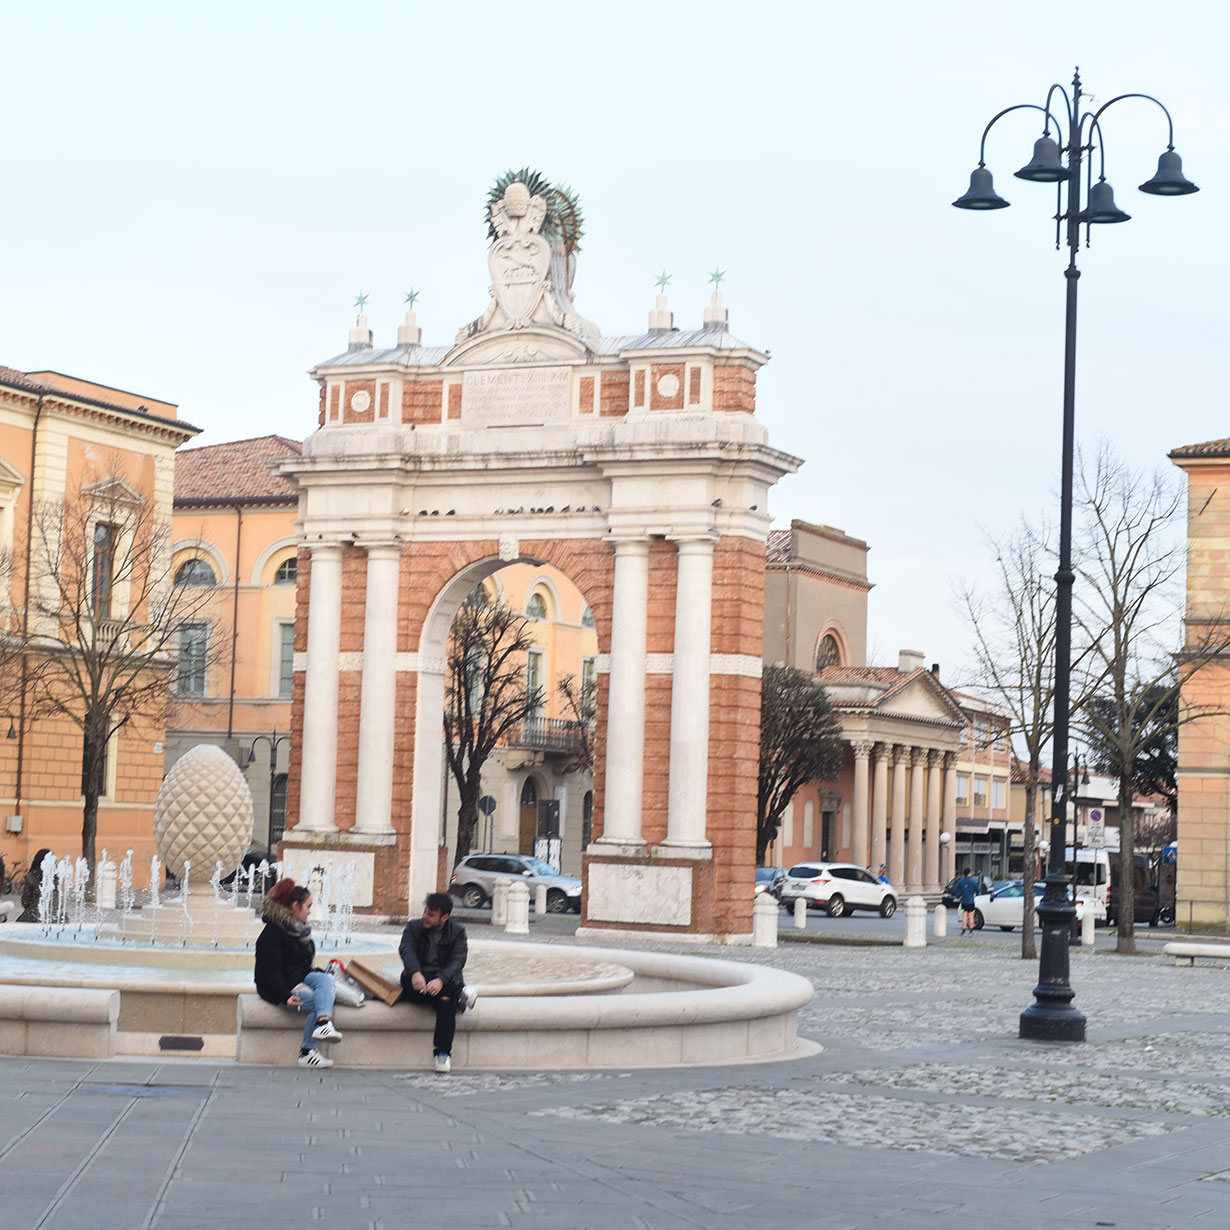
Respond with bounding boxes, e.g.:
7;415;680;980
582;849;719;935
280;830;400;914
656;839;712;859
588;837;648;857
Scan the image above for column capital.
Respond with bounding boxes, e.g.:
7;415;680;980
852;739;874;760
910;747;927;767
892;743;909;763
666;532;718;551
927;748;943;766
361;541;403;560
943;751;959;769
605;535;651;554
306;540;346;559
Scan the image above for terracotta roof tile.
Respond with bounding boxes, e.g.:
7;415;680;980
0;365;54;393
765;528;791;562
175;435;302;503
1170;437;1230;459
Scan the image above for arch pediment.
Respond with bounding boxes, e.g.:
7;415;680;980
442;326;592;369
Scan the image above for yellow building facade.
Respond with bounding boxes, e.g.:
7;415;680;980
0;365;198;875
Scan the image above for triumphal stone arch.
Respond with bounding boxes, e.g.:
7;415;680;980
278;172;799;938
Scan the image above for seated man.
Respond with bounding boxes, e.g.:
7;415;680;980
398;891;477;1073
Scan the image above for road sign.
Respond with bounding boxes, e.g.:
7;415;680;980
1087;807;1105;847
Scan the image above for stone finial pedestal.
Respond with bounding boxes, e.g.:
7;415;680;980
934;903;947;938
752;895;778;948
903;896;927;948
506;880;530;935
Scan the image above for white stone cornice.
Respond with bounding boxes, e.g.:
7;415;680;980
592;652;760;678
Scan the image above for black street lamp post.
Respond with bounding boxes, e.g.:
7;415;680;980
954;68;1198;1043
246;730;290;856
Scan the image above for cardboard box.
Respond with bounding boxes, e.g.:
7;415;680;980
344;957;403;1007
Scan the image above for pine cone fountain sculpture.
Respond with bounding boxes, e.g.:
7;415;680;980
154;744;254;879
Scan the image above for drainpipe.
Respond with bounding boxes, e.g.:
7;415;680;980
14;392;44;822
226;505;242;741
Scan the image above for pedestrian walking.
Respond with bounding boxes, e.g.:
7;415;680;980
954;867;980;935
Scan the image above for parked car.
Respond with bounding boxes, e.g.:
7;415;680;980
969;880;1098;931
755;866;787;899
778;862;897;917
449;854;582;913
940;873;994;909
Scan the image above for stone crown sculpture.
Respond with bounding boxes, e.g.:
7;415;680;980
153;744;255;880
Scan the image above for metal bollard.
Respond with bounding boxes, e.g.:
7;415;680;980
752;894;778;948
492;880;510;927
534;883;548;916
1081;906;1095;947
933;902;947;938
793;897;808;929
505;880;530;935
903;896;927;948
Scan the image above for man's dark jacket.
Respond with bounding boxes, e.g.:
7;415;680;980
398;917;468;987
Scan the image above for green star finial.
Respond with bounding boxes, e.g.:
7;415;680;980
654;270;672;292
354;291;369;311
708;268;726;287
403;289;420;308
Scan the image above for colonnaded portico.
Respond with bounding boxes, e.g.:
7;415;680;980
276;172;799;937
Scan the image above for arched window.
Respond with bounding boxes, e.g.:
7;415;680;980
580;605;596;629
273;557;298;586
582;790;594;849
520;777;538;806
815;633;841;672
174;558;216;587
526;592;548;620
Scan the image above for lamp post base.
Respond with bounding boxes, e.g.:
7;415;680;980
1019;874;1086;1042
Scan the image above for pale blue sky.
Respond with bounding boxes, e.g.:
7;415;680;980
2;1;1224;676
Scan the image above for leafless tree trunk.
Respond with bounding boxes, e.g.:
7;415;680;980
960;519;1063;961
444;590;545;863
23;471;220;870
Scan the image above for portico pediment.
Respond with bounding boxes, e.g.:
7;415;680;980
442;326;593;369
826;668;966;730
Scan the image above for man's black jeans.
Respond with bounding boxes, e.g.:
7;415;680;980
398;978;464;1056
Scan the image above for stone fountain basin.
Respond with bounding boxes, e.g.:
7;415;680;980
0;928;814;1067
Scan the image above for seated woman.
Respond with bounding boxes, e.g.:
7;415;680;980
254;879;343;1067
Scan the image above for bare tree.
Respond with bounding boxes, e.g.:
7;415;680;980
1073;445;1230;953
23;473;220;870
960;519;1059;961
757;665;843;865
444;589;545;863
556;669;597;776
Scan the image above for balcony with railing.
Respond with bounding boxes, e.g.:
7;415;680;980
508;717;588;754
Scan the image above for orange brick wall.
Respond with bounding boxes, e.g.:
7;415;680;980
712;362;756;414
402;380;445;425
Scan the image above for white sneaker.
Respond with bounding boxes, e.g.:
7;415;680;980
433;1052;452;1074
312;1019;344;1042
298;1049;333;1068
457;985;478;1014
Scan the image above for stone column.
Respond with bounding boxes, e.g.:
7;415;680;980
926;750;943;889
597;539;649;850
663;536;715;855
889;745;907;887
353;544;401;834
299;543;343;832
942;752;958;885
907;748;925;890
871;742;889;872
852;741;872;868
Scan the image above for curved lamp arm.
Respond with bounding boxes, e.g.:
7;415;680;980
975;102;1050;165
1091;91;1178;149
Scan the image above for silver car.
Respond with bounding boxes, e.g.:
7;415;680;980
449;853;582;914
778;861;897;917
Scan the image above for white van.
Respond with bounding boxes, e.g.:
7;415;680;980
1065;847;1110;914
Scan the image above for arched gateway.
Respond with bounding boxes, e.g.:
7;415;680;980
278;174;799;938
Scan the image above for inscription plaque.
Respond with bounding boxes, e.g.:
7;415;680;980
461;366;572;427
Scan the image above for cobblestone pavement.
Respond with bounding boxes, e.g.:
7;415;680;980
2;932;1229;1229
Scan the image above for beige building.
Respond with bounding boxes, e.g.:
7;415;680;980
0;364;198;872
1170;435;1230;931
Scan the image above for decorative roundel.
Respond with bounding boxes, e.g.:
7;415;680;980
656;374;680;399
350;390;372;413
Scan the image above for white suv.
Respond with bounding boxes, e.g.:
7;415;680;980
779;862;897;918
